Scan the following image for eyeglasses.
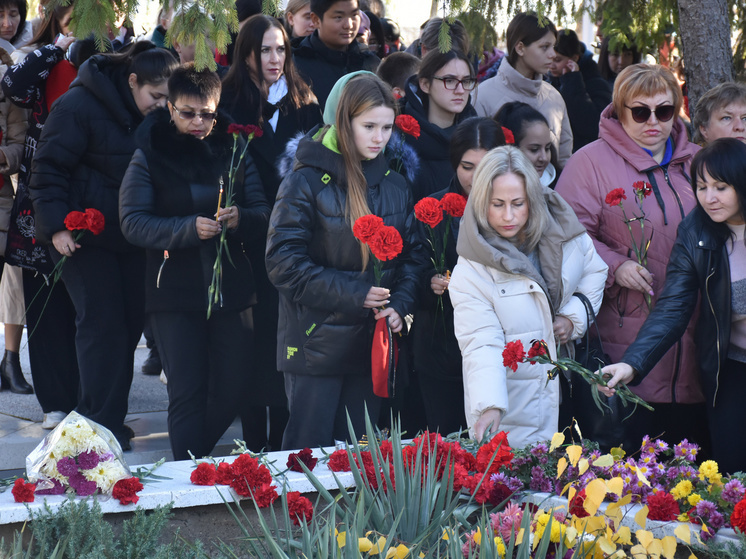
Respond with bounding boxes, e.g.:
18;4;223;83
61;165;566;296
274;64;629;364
432;76;477;91
625;104;676;124
172;106;217;122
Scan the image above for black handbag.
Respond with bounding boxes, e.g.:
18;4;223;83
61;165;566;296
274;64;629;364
558;292;624;452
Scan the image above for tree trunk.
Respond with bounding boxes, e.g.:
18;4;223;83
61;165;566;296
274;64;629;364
677;0;733;114
430;0;439;18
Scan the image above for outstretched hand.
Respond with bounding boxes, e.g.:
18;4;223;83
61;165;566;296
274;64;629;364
597;363;636;397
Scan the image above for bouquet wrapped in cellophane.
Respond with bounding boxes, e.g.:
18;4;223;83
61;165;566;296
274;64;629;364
26;411;131;498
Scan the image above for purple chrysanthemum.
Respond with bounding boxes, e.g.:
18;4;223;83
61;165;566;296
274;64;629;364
695;499;718;519
722;479;746;504
709;511;725;531
36;479;66;495
507;476;524;492
77;450;100;471
674;439;699;462
57;456;78;477
68;472;97;496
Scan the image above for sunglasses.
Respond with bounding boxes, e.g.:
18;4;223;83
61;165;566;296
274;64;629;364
625;104;676;124
172;106;217;122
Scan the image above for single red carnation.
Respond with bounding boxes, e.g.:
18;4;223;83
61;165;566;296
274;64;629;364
287;448;318;473
440;192;467;218
11;478;35;503
527;340;548;360
647;490;680;521
476;431;513;475
112;477;143;505
569;488;590;518
227;123;243;135
327;449;352;472
64;211;88;231
414;197;444;228
502;340;525;372
368;225;403;261
395;114;421;138
216;462;234;485
352;214;385;243
253;483;279;507
190;462;217;486
632;181;653;198
84;208;105;235
605;188;627;207
287;491;314;526
731;498;746;533
244;124;263;138
501;126;515;145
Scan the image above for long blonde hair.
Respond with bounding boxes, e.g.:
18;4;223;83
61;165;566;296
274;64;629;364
328;74;396;268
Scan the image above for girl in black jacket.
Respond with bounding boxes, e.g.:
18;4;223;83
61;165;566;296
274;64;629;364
120;65;270;460
266;73;425;449
28;42;178;450
601;138;746;474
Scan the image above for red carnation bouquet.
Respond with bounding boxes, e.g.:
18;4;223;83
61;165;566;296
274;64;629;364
414;193;467;320
605;181;654;310
208;123;263;319
27;208;105;337
502;339;653;417
352;214;403;286
390;114;420;173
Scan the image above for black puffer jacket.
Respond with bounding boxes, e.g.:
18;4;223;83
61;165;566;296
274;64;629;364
621;206;730;407
266;127;426;376
29;54;147;250
119;108;270;313
399;76;477;201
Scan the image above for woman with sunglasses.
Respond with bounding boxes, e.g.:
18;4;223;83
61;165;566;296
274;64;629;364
399;49;477;201
120;64;269;460
556;64;708;453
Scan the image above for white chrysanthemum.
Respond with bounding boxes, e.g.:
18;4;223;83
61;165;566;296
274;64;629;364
39;455;67;483
83;459;128;493
60;420;97;453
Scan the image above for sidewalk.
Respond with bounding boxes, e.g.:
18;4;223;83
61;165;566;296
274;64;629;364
0;331;242;475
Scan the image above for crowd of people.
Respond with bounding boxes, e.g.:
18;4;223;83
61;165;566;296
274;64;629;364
0;0;745;473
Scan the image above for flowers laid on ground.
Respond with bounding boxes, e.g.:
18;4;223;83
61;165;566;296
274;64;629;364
352;214;403;286
503;339;654;416
22;411;135;502
605;181;655;309
189;453;280;509
207;123;263;318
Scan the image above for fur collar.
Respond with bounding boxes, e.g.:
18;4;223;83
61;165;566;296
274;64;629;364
136;107;236;184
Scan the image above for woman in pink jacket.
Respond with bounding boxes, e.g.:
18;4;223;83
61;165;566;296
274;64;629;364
555;64;710;455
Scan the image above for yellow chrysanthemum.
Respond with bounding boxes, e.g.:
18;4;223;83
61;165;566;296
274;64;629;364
698;460;719;481
671;480;693;500
688;493;702;506
550;522;566;544
494;537;507;558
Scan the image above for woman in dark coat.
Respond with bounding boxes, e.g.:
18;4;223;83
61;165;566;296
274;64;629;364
220;14;321;451
28;41;178;450
266;74;425;449
120;65;270;460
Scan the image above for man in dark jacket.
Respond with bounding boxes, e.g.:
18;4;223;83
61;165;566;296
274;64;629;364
293;0;380;109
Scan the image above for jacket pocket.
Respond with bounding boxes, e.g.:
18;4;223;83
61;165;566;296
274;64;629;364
301;309;369;375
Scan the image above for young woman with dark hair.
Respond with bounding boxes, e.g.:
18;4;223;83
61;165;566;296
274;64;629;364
266;73;424;449
220;13;321;451
400;49;477;201
28;41;179;450
597;35;641;86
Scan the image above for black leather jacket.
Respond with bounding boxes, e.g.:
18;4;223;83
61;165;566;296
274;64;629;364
622;206;731;406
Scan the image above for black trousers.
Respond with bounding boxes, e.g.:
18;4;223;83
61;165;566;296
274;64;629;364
282;372;382;450
58;247;145;443
707;359;746;474
151;308;253;461
23;269;79;414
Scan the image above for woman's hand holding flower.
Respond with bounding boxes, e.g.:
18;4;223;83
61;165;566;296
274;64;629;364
614;260;654;295
195;216;221;240
52;230;81;256
597;362;636;397
430;274;449;295
363;286;389;308
474;408;503;442
216;205;240;230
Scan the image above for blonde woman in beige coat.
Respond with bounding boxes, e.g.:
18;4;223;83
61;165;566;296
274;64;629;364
449;146;606;447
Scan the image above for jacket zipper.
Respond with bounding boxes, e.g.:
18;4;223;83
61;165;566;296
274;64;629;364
670;341;681;402
156;250;169;288
662;166;685;219
705;266;721;406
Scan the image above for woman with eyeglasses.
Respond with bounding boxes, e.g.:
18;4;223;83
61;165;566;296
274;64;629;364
556;64;709;453
473;12;573;167
120;64;269;460
398;49;477;201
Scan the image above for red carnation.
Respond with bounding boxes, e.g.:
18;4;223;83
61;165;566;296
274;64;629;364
502;340;525;372
215;462;234;485
501;126;515;145
633;181;653;198
327;449;352;472
287;491;314;526
64;211;88;231
11;478;35;503
230;454;273;497
395;114;421;138
368;225;403;262
605;188;627;207
353;214;385;243
440;192;467;218
287;448;318;473
414;197;444;228
84;208;105;235
731;498;746;534
112;477;143;505
527;340;548;360
476;431;513;475
569;488;590;518
253;483;279;507
190;462;217;486
646;491;680;521
227;123;263;138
